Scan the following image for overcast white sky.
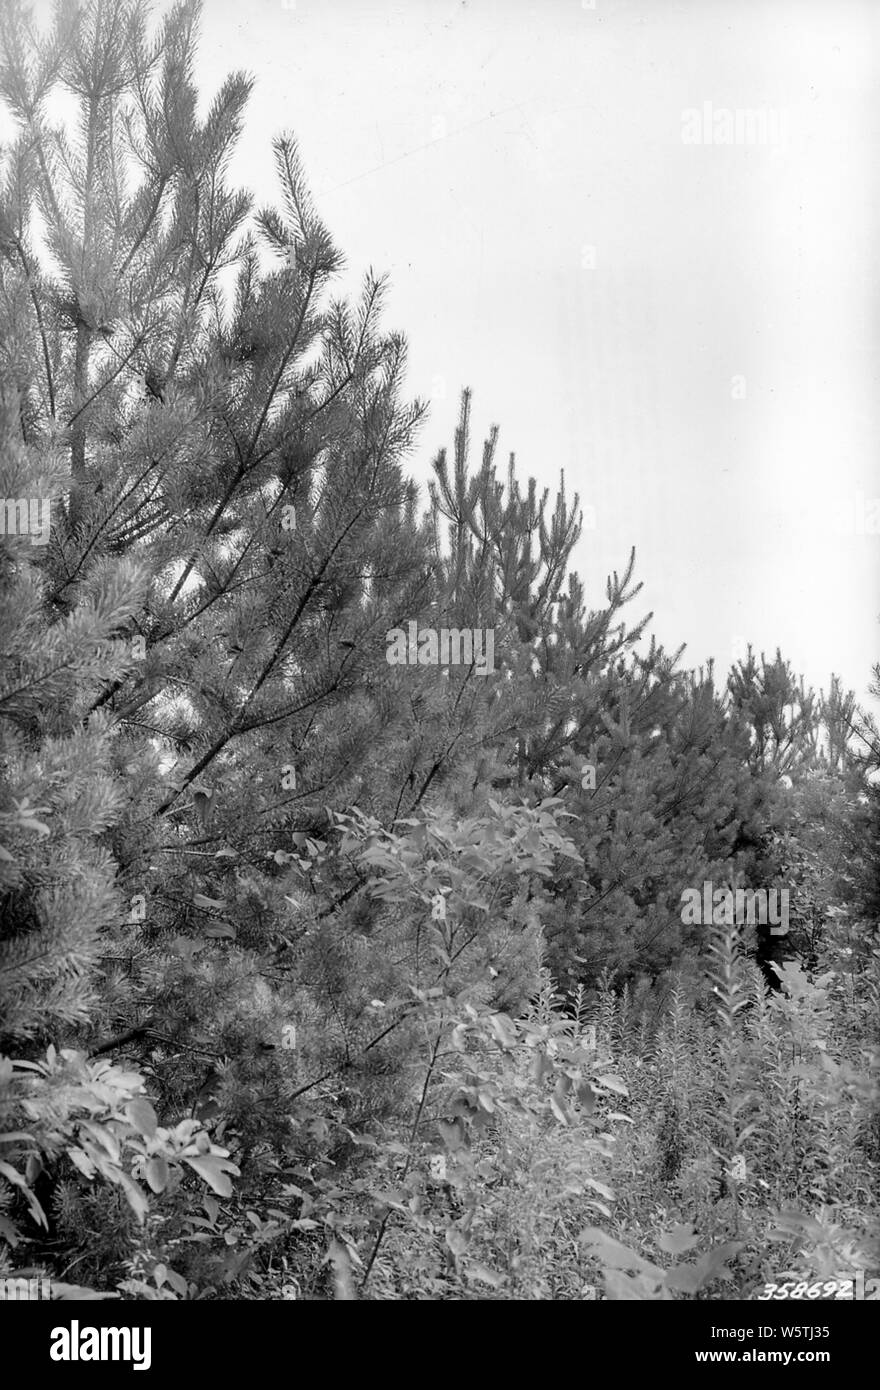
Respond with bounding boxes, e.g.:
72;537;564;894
26;0;880;708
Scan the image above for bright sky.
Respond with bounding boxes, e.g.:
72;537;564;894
19;0;880;710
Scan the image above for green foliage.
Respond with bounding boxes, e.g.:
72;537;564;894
0;1044;239;1293
0;0;876;1302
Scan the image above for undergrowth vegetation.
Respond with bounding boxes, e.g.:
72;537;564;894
0;0;878;1302
2;791;877;1301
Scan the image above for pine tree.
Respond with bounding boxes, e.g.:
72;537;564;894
0;0;422;1039
727;647;820;777
0;378;145;1042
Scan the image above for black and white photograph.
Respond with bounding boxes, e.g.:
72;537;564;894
0;0;878;1348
